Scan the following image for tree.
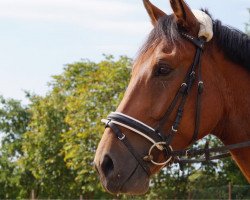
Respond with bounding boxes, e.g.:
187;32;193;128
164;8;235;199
0;56;131;199
20;94;80;198
20;55;131;199
0;96;32;198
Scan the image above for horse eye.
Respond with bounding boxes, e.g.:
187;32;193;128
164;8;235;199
155;64;172;76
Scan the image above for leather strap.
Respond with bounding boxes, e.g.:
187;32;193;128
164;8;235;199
172;141;250;157
107;112;162;142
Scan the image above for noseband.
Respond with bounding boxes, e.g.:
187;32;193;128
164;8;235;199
101;33;250;175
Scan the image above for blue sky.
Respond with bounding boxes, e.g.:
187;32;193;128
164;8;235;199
0;0;249;104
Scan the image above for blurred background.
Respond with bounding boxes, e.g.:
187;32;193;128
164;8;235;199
0;0;249;199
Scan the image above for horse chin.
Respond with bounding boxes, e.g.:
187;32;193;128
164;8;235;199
119;165;150;195
119;178;149;195
102;165;150;195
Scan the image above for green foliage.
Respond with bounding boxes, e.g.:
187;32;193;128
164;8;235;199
145;167;192;199
0;96;31;198
21;94;79;198
20;55;131;199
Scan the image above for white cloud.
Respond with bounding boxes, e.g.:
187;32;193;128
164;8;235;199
0;0;139;14
84;20;151;35
95;44;138;55
0;0;149;35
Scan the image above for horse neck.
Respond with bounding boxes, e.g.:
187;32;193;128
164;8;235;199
212;48;250;182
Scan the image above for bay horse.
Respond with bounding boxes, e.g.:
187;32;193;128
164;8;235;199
94;0;250;195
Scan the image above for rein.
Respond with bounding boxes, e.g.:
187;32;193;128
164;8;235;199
101;32;250;175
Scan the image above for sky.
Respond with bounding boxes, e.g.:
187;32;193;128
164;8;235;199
0;0;249;104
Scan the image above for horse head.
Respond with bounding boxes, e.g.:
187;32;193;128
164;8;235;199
94;0;250;195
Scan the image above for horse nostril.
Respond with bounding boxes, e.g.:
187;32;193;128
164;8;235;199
101;154;114;177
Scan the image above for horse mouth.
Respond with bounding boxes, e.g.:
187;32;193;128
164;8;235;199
101;163;150;195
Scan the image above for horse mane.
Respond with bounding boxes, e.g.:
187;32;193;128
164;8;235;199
138;10;250;70
209;10;250;70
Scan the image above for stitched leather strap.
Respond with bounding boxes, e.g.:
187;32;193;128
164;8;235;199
107;112;162;142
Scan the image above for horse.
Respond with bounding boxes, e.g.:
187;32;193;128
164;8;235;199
94;0;250;195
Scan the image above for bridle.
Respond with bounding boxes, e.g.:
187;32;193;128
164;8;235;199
101;32;250;175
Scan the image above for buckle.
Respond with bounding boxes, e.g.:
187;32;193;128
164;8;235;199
180;83;188;93
185;149;190;157
190;71;196;79
171;126;178;133
181;82;187;88
198;81;204;94
101;119;111;128
118;133;125;141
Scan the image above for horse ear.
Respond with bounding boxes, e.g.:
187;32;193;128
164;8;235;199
170;0;199;34
143;0;166;26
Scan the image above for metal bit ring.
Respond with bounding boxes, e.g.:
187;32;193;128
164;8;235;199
147;142;173;166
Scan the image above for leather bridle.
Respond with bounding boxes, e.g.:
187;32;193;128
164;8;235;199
101;32;250;175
